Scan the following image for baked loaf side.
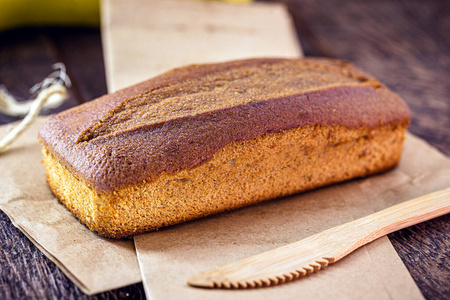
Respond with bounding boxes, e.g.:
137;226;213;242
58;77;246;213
38;58;410;238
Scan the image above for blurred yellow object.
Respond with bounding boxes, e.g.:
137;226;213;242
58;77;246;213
198;0;252;2
0;0;253;32
0;0;100;31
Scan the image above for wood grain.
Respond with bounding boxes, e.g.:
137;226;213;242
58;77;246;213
46;28;108;103
0;209;146;299
0;28;82;124
389;214;450;300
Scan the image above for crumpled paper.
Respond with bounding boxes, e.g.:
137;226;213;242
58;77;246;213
0;118;141;295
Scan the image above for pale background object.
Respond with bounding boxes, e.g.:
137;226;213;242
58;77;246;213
0;117;142;295
101;0;303;92
101;0;439;299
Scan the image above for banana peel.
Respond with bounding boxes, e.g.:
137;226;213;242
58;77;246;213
0;0;252;32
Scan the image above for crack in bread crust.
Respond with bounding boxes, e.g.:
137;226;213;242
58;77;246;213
77;60;377;143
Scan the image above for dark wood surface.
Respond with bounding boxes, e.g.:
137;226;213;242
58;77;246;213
0;0;449;299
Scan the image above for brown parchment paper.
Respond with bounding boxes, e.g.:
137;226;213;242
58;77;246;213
0;118;142;295
101;0;303;92
134;133;450;300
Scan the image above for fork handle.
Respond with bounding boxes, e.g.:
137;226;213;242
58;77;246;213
330;187;450;261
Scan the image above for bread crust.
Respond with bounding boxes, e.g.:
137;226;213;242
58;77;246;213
38;58;410;238
38;58;410;193
43;123;407;238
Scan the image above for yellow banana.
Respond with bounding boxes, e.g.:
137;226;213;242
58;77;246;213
0;0;100;31
0;0;252;32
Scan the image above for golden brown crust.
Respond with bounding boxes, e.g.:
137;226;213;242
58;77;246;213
42;123;407;238
38;58;410;193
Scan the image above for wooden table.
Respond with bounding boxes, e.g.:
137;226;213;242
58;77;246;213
0;1;448;299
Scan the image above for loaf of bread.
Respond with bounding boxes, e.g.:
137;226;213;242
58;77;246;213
38;58;410;238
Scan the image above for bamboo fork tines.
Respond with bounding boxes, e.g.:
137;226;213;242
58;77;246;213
188;187;450;289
